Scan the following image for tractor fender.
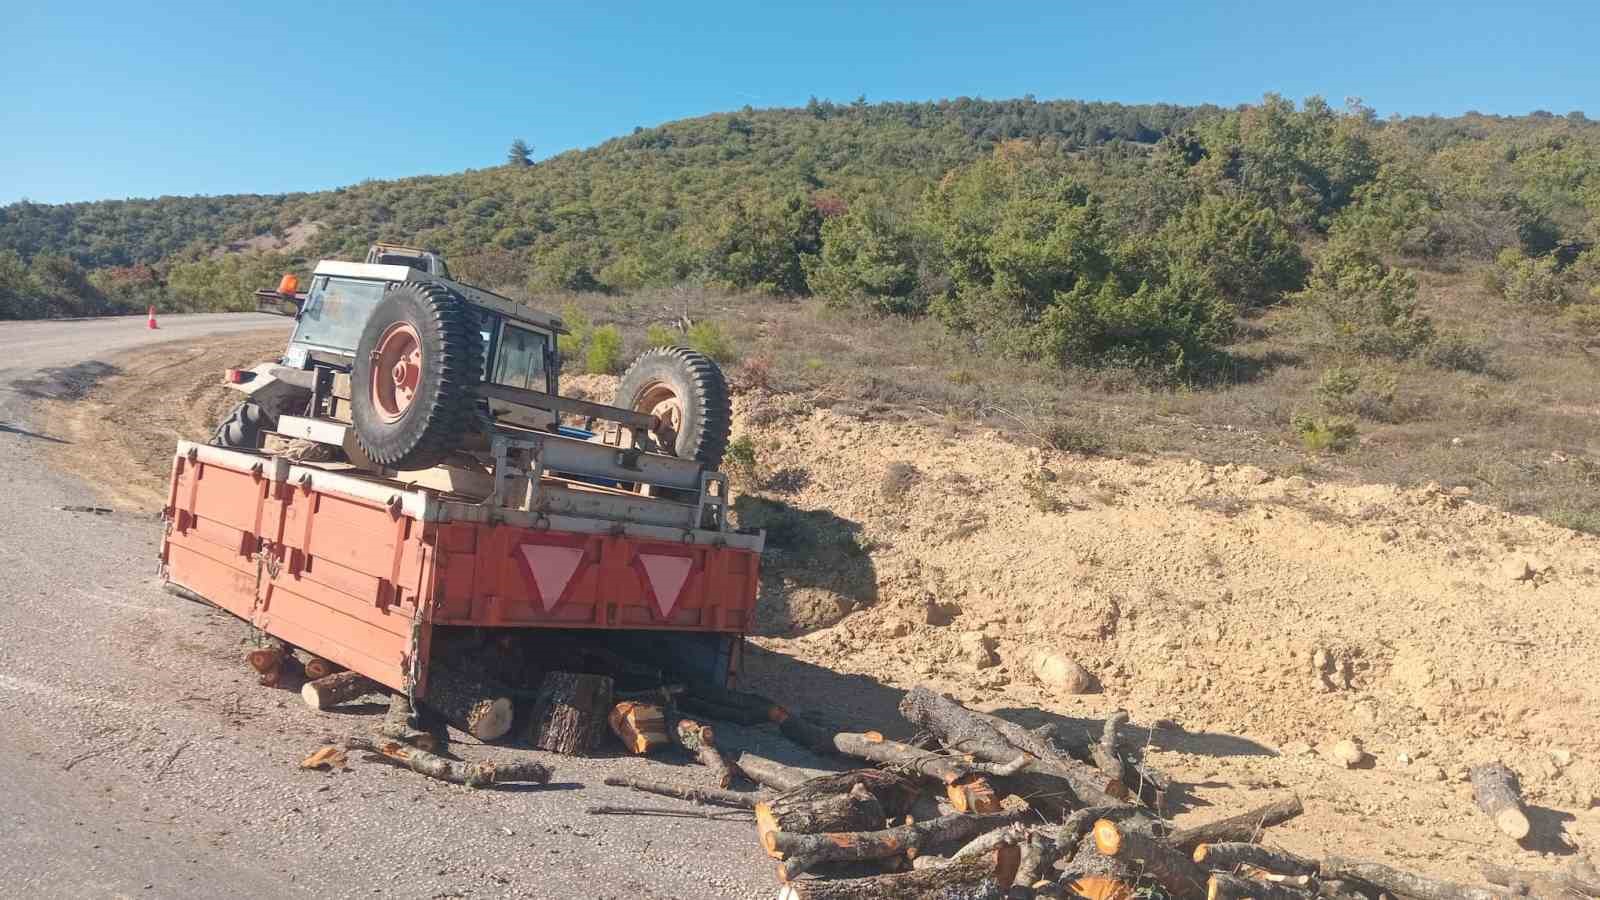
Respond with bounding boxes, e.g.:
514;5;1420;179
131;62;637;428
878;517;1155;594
225;363;315;415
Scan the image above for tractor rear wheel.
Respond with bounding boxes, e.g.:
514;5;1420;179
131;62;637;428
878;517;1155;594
615;347;731;470
350;281;483;470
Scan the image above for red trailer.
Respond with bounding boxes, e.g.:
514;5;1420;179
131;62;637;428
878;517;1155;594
161;441;763;697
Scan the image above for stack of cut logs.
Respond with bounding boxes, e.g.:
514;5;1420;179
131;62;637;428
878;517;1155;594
257;633;1593;899
597;685;1595;900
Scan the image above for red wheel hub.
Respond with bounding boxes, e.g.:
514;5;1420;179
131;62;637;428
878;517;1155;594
369;322;423;423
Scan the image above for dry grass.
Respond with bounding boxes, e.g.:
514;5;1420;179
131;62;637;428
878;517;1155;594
483;276;1600;533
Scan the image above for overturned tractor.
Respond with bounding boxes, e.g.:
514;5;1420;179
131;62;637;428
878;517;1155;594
164;243;762;724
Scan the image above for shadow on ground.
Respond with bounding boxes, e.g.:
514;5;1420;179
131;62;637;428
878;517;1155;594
0;421;69;443
734;496;878;637
9;360;122;400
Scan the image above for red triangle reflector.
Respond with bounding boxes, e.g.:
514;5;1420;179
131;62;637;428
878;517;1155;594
516;544;585;612
638;554;693;618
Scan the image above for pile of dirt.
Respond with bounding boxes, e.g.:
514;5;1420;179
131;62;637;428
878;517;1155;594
36;340;1600;880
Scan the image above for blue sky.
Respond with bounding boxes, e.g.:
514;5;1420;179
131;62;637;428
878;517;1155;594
2;0;1595;205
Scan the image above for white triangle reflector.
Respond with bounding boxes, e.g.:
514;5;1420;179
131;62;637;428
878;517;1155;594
516;544;585;612
638;554;693;618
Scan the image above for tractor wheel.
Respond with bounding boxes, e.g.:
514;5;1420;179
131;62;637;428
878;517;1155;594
350;281;483;470
209;401;268;450
615;347;731;470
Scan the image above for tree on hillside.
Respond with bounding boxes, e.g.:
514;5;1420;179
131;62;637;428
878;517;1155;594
507;138;533;168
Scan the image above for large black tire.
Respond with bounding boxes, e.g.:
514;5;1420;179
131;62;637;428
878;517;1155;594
615;347;731;470
209;401;268;449
350;282;483;470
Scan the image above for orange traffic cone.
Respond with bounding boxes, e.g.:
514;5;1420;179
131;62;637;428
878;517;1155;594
147;306;159;329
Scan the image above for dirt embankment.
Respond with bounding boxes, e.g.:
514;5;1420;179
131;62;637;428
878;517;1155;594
37;336;1600;881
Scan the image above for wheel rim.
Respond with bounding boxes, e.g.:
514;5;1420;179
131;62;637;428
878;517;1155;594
370;322;423;423
634;381;683;454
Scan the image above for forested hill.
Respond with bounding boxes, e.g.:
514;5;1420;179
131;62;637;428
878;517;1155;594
2;94;1597;366
0;97;1212;283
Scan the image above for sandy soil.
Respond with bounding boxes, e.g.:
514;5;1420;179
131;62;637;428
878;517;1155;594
38;335;1600;884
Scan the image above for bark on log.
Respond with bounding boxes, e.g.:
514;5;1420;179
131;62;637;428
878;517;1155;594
301;670;378;710
601;774;759;808
1092;712;1127;782
774;811;1028;882
758;782;886;859
1322;857;1509;900
675;718;737;788
899;687;1126;814
424;665;516;741
347;736;492;786
1193;842;1318;877
528;671;614;755
609;702;671;755
302;655;341;681
774;848;1013;900
1093;818;1208;898
832;731;1029;782
1482;862;1600;898
1207;873;1315;900
733;752;831;792
1168;796;1304;854
1469;762;1532;841
1060;835;1138;900
246;632;291;674
374;692;440;752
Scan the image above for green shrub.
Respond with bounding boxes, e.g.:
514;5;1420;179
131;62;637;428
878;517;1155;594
559;302;594;364
1292;412;1358;452
645;323;678;347
1492;248;1568;306
725;434;758;481
1036;257;1237;376
1295;243;1434;359
805;203;924;314
585;324;623;374
685;321;738;363
1562;304;1600;336
1314;366;1363;413
1155;194;1308;308
1424;331;1493;373
1042;421;1108;455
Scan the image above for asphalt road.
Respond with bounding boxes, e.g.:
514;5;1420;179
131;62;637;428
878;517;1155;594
0;314;792;899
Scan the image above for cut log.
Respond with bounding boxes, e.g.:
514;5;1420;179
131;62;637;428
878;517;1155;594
1323;858;1510;900
1093;818;1208;897
601;774;758;809
423;666;516;741
758;782;886;860
950;823;1028;861
1193;842;1319;877
301;670;378;710
948;773;999;814
1092;711;1127;781
1469;762;1531;841
528;671;614;755
774;848;1014;900
373;692;439;752
774;811;1028;882
832;731;1030;783
246;644;286;675
1060;835;1138;900
774;807;1024;877
899;686;1126;814
898;686;1021;763
733;752;831;792
675;719;737;788
347;736;491;786
609;701;671;755
302;655;341;681
1482;862;1600;898
1207;873;1315;900
755;770;917;859
1168;795;1304;854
